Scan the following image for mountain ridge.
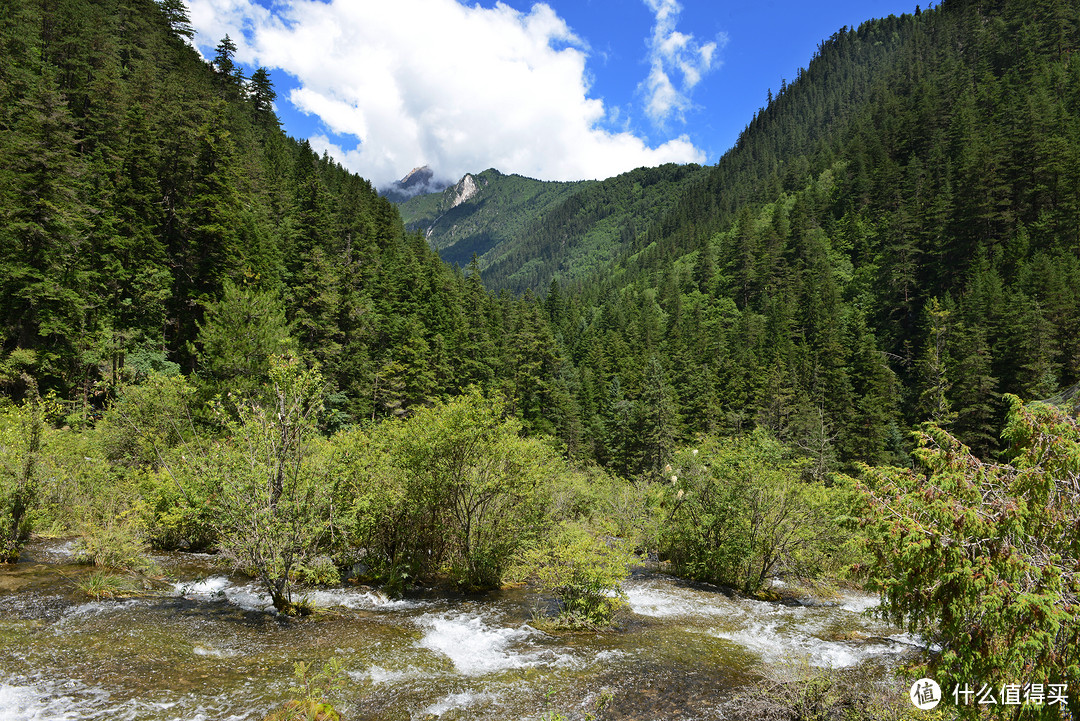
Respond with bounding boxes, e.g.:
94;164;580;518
397;163;708;292
396;168;591;271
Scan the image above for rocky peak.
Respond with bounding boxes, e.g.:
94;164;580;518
382;165;449;202
450;173;480;208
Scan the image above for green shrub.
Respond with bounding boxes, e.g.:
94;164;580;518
335;390;556;591
263;658;345;721
526;522;636;629
546;466;662;555
0;384;42;562
135;464;217;551
75;570;143;600
197;356;332;614
661;429;842;592
292;556;340;586
28;423;113;535
98;373;197;468
857;396;1080;717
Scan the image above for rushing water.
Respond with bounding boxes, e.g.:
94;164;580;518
0;538;916;720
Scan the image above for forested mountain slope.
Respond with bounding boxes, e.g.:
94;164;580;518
546;0;1080;472
398;169;590;270
0;0;566;428
398;164;708;294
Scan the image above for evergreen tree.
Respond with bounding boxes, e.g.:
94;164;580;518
196;282;296;398
158;0;194;40
916;297;955;426
213;34;238;79
638;357;679;477
248;67;277;128
0;62;88;388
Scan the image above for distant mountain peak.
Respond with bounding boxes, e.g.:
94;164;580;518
382;165;451;202
403;165;432;185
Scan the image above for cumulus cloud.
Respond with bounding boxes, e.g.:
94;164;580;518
640;0;726;126
185;0;707;188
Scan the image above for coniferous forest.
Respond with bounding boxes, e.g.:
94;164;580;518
3;0;1080;718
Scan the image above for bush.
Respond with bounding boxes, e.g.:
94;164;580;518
546;465;663;555
135;464;217;551
336;390;556;591
661;430;843;592
856;396;1080;718
263;658;345;721
292;556;340;586
0;384;42;562
98;372;197;468
199;356;332;614
73;512;155;572
525;522;636;629
75;571;144;600
27;422;114;535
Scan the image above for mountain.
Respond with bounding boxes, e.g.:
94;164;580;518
397;168;589;271
380;165;451;202
548;0;1080;466
397;163;708;293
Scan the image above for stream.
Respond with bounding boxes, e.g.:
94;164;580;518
0;538;917;720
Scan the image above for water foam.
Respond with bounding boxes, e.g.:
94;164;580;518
174;577;230;596
706;600;908;669
837;593;880;614
711;620;863;668
624;580;733;618
174;577;422;612
352;665;414;685
625;576;907;670
57;599;144;625
174;577;274;612
423;690;492;716
303;587;422;611
417;613;552;676
192;645;238;659
0;678;113;721
0;677;264;721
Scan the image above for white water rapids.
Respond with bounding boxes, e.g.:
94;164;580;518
0;542;916;720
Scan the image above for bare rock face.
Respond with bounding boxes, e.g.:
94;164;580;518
451;173;479;208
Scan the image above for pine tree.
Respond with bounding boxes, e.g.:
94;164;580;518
213;35;238;79
158;0;194;40
916;297;956;425
949;322;1000;456
248;67;278;130
638;357;679;477
196;282;296;399
0;62;89;388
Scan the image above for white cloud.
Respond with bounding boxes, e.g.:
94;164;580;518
185;0;707;188
640;0;726;126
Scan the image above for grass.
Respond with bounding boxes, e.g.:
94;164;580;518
74;570;145;600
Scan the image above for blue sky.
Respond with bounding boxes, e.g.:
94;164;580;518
186;0;925;190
